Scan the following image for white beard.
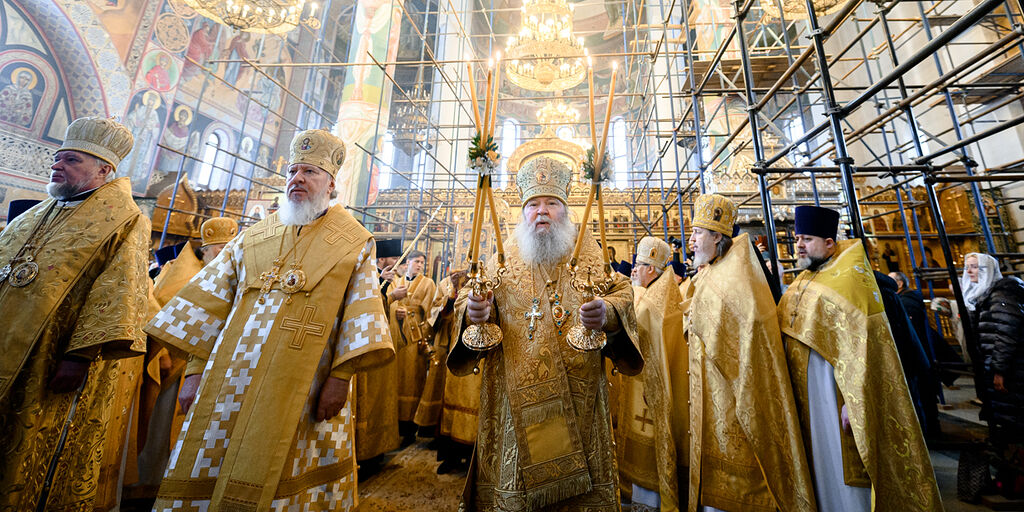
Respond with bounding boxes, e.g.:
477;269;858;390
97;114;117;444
514;213;576;267
631;277;643;288
693;245;715;267
279;192;331;226
46;181;84;200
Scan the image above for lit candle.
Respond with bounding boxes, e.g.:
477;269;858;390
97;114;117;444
466;63;482;133
595;61;618;174
309;2;317;16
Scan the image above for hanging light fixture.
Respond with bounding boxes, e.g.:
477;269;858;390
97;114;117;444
505;0;587;92
184;0;321;34
537;101;580;127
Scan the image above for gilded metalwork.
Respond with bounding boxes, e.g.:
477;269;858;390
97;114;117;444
8;260;38;287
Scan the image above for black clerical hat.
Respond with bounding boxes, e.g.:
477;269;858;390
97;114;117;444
155;242;187;266
6;199;41;222
376;238;402;258
794;205;840;241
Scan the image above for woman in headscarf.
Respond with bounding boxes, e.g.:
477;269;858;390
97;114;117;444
935;253;1003;364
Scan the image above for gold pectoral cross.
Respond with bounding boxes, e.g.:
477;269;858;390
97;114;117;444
525;298;543;341
258;265;281;304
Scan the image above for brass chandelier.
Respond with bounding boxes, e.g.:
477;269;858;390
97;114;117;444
505;0;587;92
537;102;580;127
184;0;321;34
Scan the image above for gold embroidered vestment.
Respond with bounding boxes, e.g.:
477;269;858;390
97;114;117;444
779;239;942;511
390;273;437;421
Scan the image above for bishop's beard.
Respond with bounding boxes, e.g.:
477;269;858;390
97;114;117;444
279;190;331;226
514;213;576;267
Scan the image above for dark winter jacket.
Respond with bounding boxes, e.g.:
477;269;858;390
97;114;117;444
875;271;933;431
976;276;1024;429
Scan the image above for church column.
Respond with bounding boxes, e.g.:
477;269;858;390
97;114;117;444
333;0;405;206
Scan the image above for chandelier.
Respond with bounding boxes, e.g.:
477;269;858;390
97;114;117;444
393;82;432;151
184;0;321;34
537;102;581;129
505;0;587;92
760;0;845;20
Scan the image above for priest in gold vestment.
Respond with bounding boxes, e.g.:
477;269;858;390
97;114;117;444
779;205;941;512
448;157;643;511
619;237;683;511
0;117;150;511
145;130;394;511
415;269;467;431
389;250;437;441
682;194;816;512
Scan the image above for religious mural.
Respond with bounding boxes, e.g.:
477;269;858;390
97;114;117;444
121;89;168;194
0;64;42;128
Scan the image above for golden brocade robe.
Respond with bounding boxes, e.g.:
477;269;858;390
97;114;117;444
618;270;683;511
354;277;399;461
779;239;942;511
390;273;437;422
683;234;816;512
448;232;643;511
0;177;150;511
415;275;458;428
144;207;394;512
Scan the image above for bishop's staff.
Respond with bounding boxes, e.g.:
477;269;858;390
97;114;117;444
565;60;618;352
460;55;509;352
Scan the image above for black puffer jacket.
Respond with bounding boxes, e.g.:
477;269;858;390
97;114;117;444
976;276;1024;429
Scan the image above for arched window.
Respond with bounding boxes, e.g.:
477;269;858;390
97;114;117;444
499;118;520;187
379;131;395;190
196;132;221;188
611;117;628;189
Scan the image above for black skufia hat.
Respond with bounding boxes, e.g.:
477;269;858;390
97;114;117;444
376;238;403;258
794;205;840;240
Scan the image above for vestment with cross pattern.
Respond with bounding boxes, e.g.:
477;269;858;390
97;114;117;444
144;206;394;512
447;231;642;511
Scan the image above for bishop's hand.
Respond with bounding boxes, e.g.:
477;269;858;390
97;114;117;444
179;374;202;413
466;290;493;325
579;298;607;331
316;377;350;422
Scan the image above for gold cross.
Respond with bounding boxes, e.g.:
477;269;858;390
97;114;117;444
525;298;543;332
635;408;655;433
258;265;281;303
280;305;327;349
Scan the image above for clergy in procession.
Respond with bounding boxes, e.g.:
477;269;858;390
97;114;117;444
620;236;683;511
682;193;816;512
448;157;643;511
353;237;403;470
434;269;481;474
131;216;239;500
389;249;437;443
0;117;151;511
145;129;395;511
779;205;942;511
414;267;467;432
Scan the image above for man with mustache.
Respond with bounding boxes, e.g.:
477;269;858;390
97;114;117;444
779;205;941;511
447;157;642;511
145;129;395;511
620;236;684;511
0;117;150;510
682;193;815;512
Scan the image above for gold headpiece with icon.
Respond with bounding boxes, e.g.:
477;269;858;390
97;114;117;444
58;117;134;170
692;193;738;236
289;129;346;177
516;156;572;204
636;236;672;269
200;216;239;247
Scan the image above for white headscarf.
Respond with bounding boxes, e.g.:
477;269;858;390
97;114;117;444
961;252;1002;311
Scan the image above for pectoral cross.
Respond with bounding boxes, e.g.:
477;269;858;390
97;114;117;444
525;298;544;340
258;265;281;304
635;407;655;433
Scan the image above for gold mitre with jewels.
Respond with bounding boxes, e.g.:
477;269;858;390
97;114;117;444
636;236;672;269
290;129;346;177
58;117;134;170
516;156;572;204
692;193;737;236
200;216;238;247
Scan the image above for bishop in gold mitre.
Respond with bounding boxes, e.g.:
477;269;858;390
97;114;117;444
618;236;684;511
0;117;151;511
145;129;395;511
449;156;643;511
683;193;816;512
779;205;941;511
388;249;437;442
131;216;240;500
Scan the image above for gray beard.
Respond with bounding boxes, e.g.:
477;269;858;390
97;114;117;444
797;255;829;271
279;192;331;226
46;181;85;200
693;246;715;267
514;214;576;267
